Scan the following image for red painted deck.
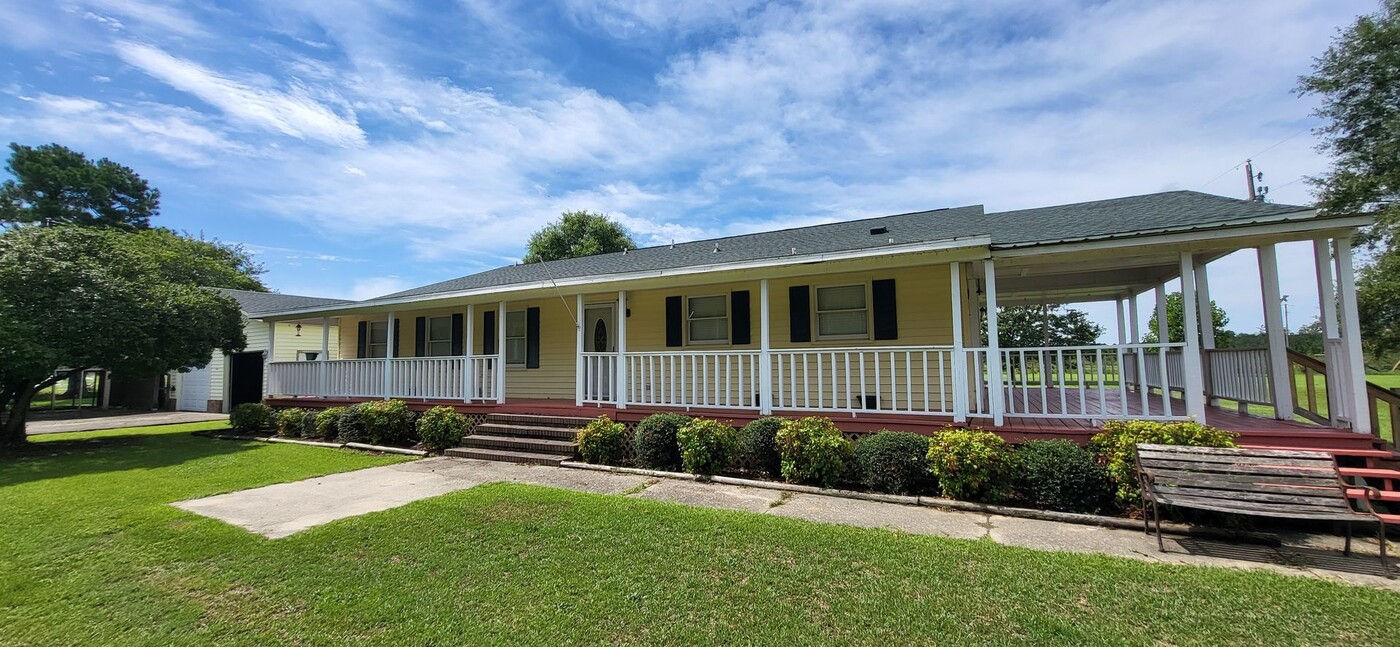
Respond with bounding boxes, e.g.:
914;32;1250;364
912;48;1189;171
267;386;1379;452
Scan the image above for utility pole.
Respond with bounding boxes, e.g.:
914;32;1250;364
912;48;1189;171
1244;159;1269;202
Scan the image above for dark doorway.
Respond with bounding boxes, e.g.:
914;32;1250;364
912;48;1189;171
228;352;264;408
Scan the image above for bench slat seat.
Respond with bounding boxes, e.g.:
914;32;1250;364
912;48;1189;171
1134;443;1389;574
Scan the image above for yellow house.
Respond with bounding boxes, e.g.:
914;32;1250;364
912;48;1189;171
260;191;1381;462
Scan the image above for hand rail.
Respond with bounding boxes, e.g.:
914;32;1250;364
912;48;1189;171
1286;348;1399;444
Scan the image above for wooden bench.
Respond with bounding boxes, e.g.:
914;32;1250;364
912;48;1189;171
1134;443;1389;572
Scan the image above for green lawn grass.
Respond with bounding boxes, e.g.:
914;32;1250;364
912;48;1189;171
3;424;1399;645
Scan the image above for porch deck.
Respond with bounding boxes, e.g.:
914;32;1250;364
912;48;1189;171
267;386;1364;452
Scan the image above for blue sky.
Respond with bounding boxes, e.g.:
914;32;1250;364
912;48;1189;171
0;0;1375;336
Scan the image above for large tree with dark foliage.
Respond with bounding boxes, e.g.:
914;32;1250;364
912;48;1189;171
0;143;159;230
523;210;636;263
987;305;1105;347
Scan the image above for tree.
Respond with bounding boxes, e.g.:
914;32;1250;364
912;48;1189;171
0;227;259;450
522;210;636;263
1357;248;1400;359
0;143;159;230
1297;1;1400;245
1142;292;1234;346
984;305;1105;347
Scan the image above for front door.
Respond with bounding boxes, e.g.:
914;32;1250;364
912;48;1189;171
583;305;615;400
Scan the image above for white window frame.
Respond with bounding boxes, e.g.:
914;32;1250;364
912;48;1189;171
366;321;388;358
504;309;527;366
686;294;729;346
814;283;871;341
425;315;454;357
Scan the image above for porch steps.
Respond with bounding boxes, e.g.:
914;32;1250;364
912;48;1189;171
444;413;593;466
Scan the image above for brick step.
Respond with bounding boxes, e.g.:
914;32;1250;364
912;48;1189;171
445;447;572;466
462;433;578;455
474;422;579;441
1339;467;1400;484
482;413;596;428
1347;488;1400;503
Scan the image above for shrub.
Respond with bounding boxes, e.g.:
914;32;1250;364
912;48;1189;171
736;417;784;477
416;406;468;451
229;402;274;433
577;416;629;465
852;430;931;495
313;406;346;439
634;413;691;470
336;400;416;446
1013;440;1111;513
677;418;739;475
926;428;1016;502
273;407;313;438
774;416;852;488
1090;420;1237;509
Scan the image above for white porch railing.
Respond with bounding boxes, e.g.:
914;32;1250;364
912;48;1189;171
623;350;762;409
769;346;957;414
994;343;1187;420
468;356;500;401
581;352;617;404
322;359;385;398
390;357;463;400
268;360;321;398
1204;347;1271;406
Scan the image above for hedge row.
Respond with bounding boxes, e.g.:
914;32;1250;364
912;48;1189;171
576;412;1238;514
233;400;473;451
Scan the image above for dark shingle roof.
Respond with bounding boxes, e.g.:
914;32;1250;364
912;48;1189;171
216;288;352;317
265;190;1324;314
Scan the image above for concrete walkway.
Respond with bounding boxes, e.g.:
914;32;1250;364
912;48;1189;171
174;456;1399;591
27;410;228;435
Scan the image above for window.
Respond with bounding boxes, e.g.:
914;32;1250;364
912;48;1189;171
297;351;320;361
816;284;868;339
366;321;388;358
426;315;453;356
687;295;728;344
505;310;527;366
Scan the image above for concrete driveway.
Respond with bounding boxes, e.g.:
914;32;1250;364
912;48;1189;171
26;410;227;435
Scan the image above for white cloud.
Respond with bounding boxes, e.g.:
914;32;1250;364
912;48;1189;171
349;276;410;301
0;93;249;165
114;41;366;147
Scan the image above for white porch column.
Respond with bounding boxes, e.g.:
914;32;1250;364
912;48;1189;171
616;290;628;409
1128;294;1141;343
1194;263;1216;350
464;304;474;402
1334;237;1371;435
1257;244;1294;419
984;259;1005;427
1115;297;1127;346
267;321;276;398
383;313;394;400
1154;283;1171;414
950;263;967;423
319;317;330;397
759;279;772;415
1313;238;1344;426
575;294;585;407
1179;253;1207;420
496;302;506;404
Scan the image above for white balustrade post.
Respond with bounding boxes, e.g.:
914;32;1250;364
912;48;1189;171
464;304;475;401
1179;253;1207;420
1257;244;1294;418
759;279;772;415
1314;237;1343;426
617;290;628;409
383;313;394;400
1334;237;1371;435
950;262;967;423
575;294;585;407
496;302;506;404
984;259;1004;427
1154;283;1171;414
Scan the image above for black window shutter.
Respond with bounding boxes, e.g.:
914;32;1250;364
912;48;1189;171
789;285;811;342
450;313;464;355
393;319;402;357
665;296;683;347
526;307;541;368
414;316;427;357
872;279;898;340
356;321;367;358
482;310;497;355
731;290;751;345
